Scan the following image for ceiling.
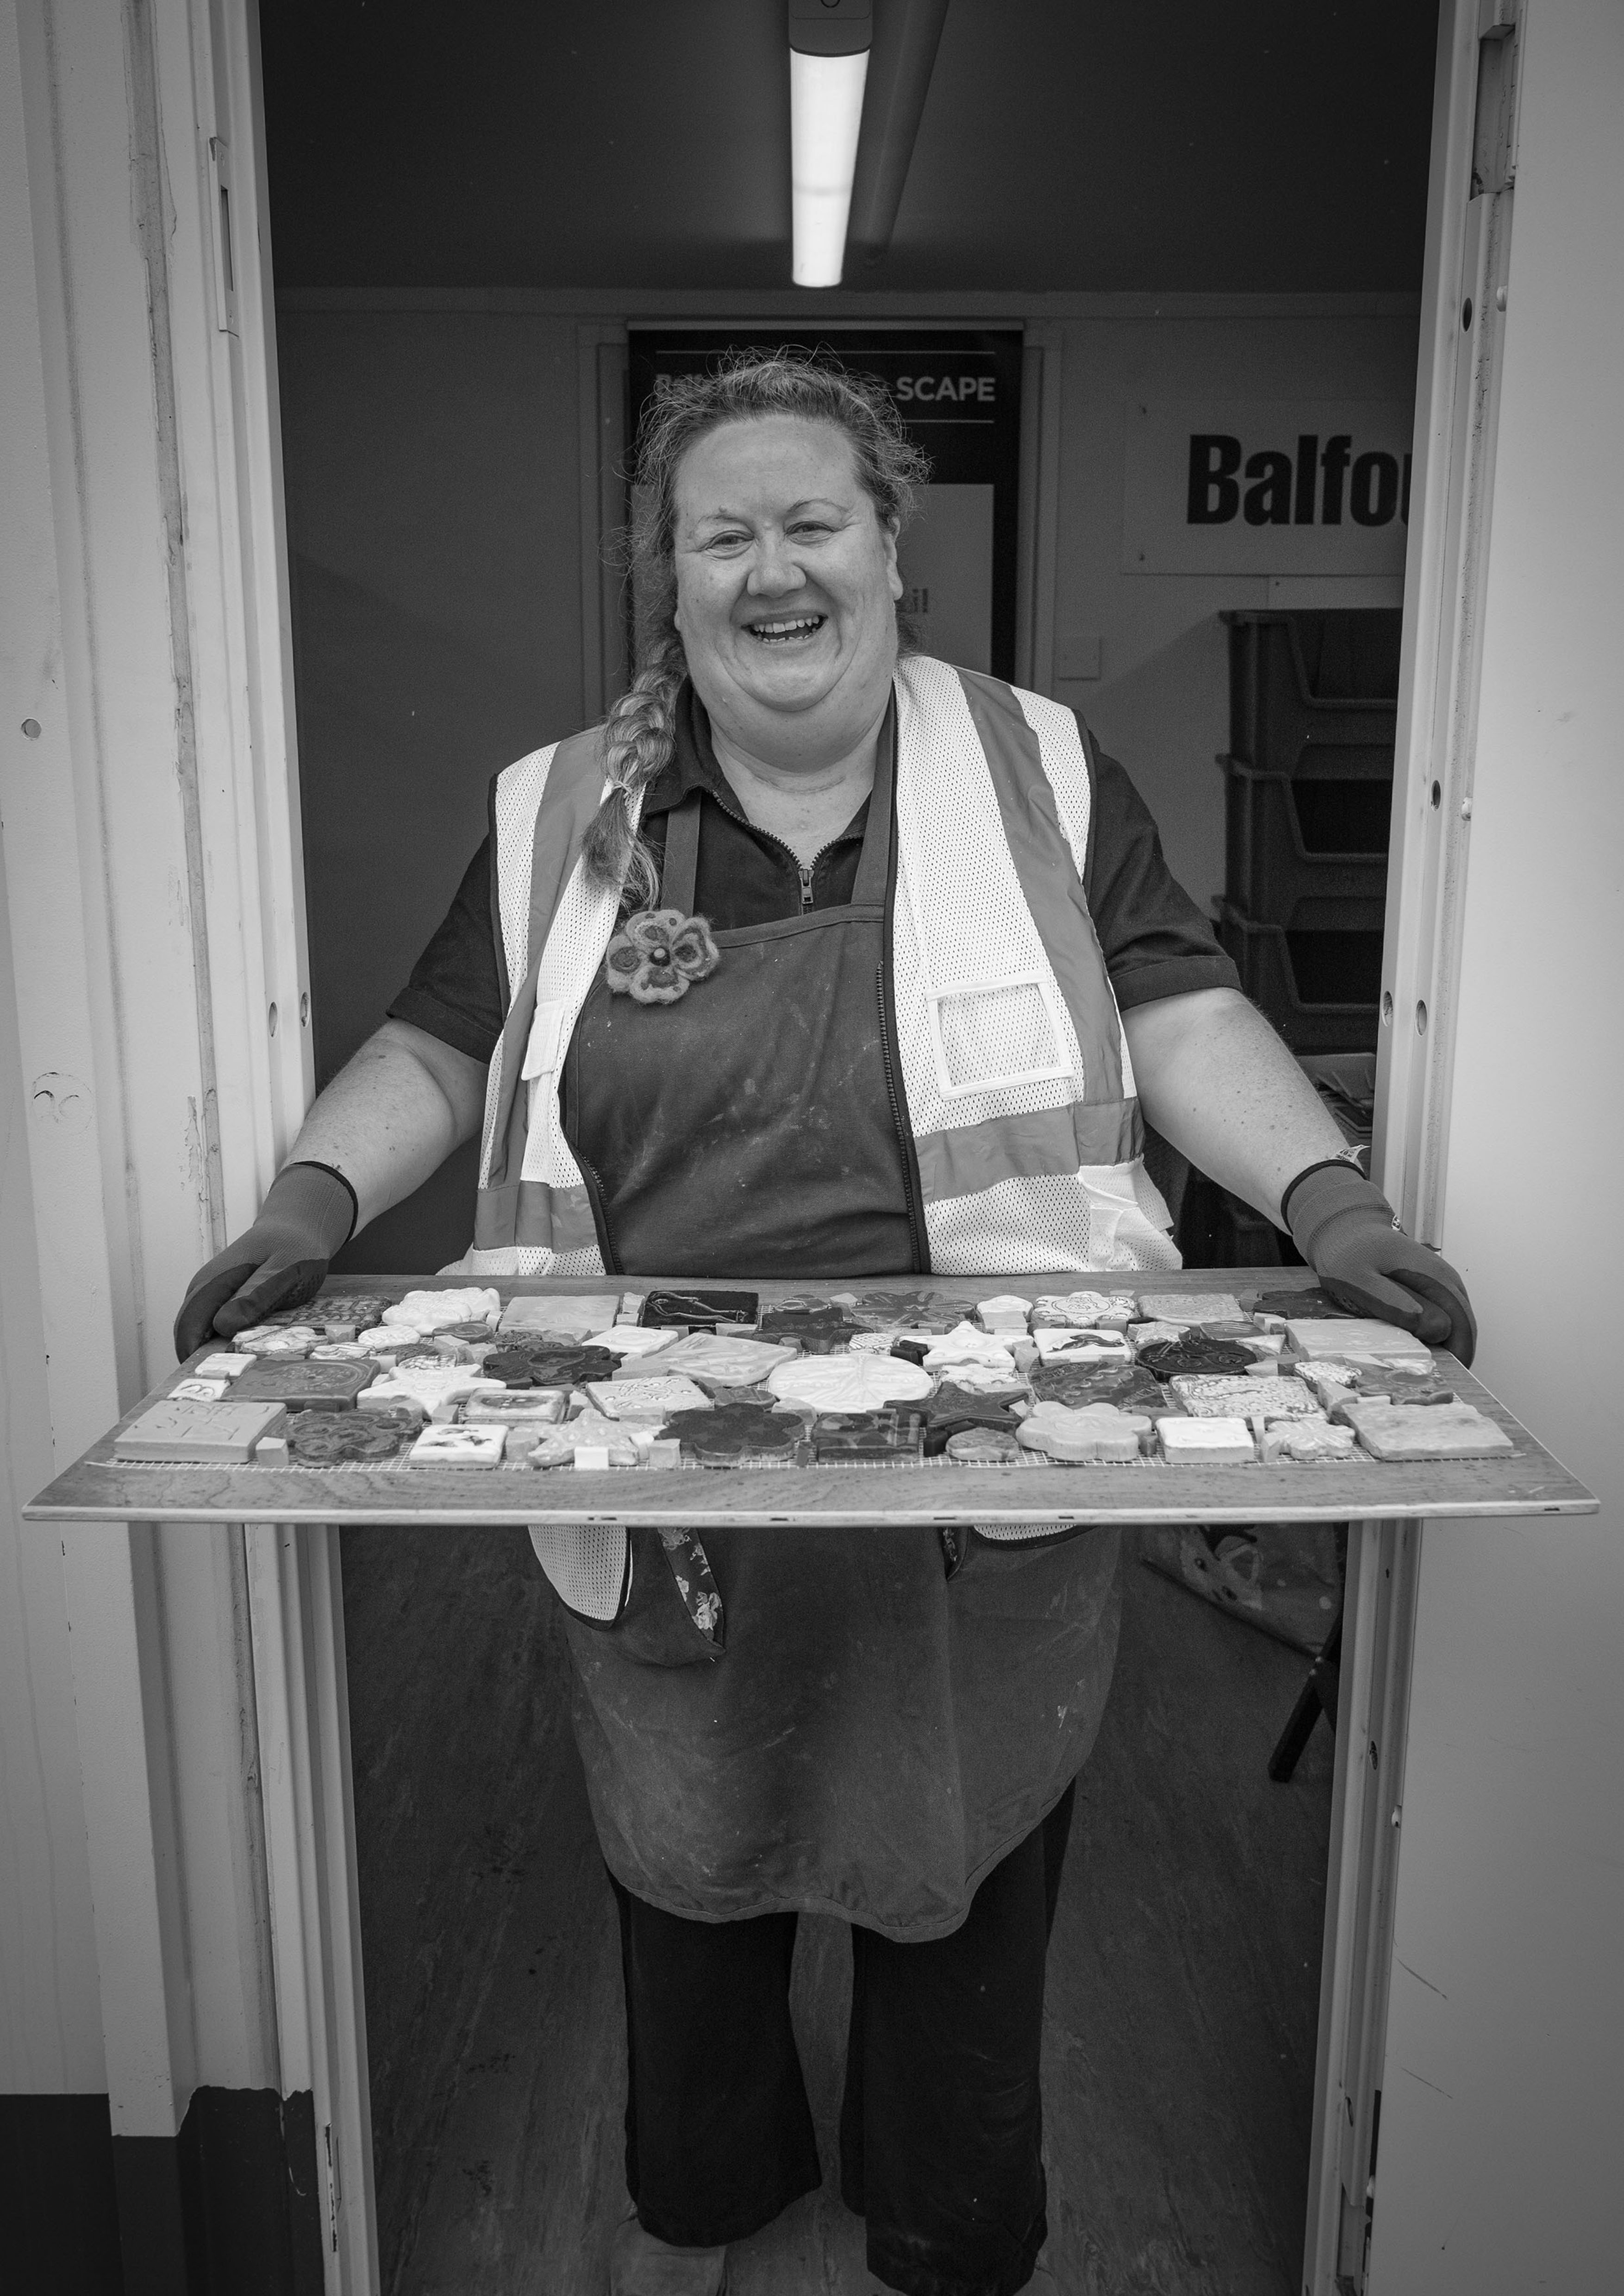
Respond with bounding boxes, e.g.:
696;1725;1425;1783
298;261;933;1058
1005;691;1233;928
260;0;1440;295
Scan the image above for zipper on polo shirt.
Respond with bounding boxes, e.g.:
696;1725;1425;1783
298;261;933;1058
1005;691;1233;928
693;778;851;918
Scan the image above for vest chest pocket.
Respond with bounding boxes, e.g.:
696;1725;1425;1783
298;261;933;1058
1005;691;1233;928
925;972;1074;1101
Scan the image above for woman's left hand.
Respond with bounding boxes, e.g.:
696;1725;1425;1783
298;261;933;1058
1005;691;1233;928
1283;1162;1477;1365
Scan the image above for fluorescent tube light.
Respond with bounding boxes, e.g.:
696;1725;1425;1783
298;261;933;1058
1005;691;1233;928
791;47;870;287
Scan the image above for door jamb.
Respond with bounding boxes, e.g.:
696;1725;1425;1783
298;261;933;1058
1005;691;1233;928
206;9;1509;2293
1301;6;1521;2290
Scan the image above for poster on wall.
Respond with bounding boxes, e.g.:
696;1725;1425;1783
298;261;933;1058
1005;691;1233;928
1122;400;1413;576
627;331;1023;677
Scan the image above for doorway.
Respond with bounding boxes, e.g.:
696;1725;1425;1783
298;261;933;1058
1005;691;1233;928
256;2;1444;2287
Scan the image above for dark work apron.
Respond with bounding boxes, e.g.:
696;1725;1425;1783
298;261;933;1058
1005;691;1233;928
557;734;1122;1941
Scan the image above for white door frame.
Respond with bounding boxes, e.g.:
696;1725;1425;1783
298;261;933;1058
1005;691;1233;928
4;3;1517;2291
1305;5;1524;2290
6;0;374;2286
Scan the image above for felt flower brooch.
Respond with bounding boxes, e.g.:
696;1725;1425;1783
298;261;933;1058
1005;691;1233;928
605;908;720;1006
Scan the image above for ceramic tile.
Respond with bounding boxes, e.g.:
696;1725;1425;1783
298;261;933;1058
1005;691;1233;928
114;1398;290;1462
1159;1416;1256;1463
407;1424;509;1468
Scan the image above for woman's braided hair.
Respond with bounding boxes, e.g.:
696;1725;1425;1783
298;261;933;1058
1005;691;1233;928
582;350;931;908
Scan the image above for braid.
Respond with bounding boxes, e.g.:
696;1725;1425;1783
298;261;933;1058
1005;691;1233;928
581;624;687;907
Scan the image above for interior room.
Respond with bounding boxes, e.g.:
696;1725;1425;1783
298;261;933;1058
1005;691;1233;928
258;4;1435;2287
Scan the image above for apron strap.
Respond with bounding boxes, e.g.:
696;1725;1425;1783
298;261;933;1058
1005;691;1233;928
659;792;702;916
851;695;896;908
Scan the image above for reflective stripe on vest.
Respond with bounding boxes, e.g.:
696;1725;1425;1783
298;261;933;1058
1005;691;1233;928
463;660;1178;1277
471;724;638;1263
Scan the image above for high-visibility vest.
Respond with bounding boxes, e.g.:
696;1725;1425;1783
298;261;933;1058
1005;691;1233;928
453;656;1180;1279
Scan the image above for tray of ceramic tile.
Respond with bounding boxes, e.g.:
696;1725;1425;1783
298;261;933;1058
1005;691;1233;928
24;1272;1597;1529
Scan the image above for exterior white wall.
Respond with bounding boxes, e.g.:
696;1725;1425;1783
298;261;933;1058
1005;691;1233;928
2;0;316;2143
0;853;106;2094
1369;2;1624;2286
0;0;110;2098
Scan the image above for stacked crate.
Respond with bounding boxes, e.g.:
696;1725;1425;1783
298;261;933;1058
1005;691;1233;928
1178;609;1396;1265
1215;609;1399;1052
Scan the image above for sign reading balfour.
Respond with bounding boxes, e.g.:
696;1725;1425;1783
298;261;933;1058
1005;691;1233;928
1122;401;1413;575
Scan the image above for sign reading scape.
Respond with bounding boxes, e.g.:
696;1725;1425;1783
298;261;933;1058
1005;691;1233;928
892;372;999;406
1122;401;1413;576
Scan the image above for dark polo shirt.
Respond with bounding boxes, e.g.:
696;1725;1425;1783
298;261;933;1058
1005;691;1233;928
391;684;1239;1061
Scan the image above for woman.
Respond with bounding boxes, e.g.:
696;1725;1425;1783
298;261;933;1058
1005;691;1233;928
178;356;1473;2296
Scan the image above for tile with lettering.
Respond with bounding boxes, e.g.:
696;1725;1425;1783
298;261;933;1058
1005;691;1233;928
115;1399;290;1463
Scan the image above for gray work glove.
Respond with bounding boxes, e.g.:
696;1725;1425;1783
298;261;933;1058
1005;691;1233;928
1282;1160;1477;1367
173;1161;357;1359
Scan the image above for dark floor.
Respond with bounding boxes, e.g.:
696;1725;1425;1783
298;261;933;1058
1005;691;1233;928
342;1525;1334;2296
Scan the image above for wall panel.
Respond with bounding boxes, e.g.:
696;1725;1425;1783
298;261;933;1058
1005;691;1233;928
276;309;582;1271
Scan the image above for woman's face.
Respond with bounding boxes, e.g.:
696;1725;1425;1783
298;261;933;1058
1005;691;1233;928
671;415;904;766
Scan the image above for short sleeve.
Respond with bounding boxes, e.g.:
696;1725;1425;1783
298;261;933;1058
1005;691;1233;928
1079;722;1243;1011
387;831;505;1064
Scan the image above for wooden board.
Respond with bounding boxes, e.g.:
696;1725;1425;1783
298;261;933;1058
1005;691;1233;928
25;1269;1597;1528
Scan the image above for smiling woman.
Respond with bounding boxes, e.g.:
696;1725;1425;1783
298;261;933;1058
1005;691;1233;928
582;358;928;902
172;351;1475;2296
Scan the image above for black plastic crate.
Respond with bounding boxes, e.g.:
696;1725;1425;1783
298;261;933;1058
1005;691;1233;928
1290;775;1393;850
1216;899;1380;1052
1224;609;1400;778
1222;758;1389;927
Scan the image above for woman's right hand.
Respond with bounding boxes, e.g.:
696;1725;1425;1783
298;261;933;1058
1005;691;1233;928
171;1018;489;1358
173;1161;356;1357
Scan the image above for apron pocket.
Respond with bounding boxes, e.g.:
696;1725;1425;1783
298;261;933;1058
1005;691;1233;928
531;1521;723;1663
609;1524;725;1668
